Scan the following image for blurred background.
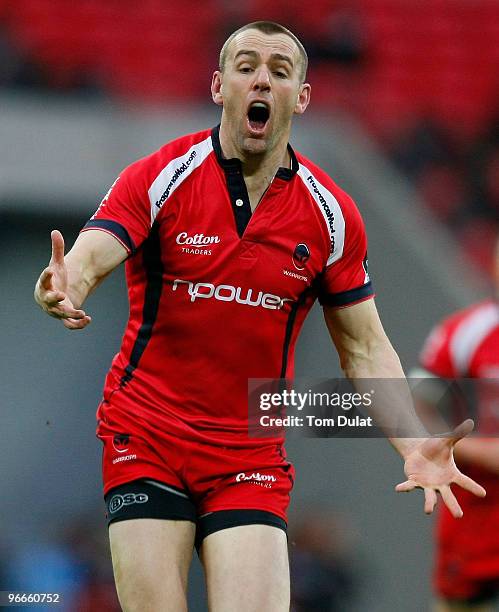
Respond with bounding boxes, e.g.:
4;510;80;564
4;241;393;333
0;1;497;610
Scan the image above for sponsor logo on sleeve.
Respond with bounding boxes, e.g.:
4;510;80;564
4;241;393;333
148;136;213;225
154;151;197;210
306;175;335;253
298;164;345;266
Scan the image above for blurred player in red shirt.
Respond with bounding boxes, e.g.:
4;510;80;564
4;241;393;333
34;21;486;612
418;239;499;611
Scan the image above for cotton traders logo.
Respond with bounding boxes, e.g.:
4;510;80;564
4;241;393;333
176;232;220;246
292;243;310;270
235;472;277;488
112;434;130;454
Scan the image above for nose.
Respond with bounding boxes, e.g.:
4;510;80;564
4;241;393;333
252;66;271;92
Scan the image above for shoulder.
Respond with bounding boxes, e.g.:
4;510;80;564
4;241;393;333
121;128;214;186
294;151;360;218
293;150;367;266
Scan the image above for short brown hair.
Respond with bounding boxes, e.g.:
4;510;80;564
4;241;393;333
219;21;308;83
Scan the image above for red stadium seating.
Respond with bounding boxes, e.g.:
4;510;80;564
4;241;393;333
2;0;497;133
4;0;221;95
1;0;496;273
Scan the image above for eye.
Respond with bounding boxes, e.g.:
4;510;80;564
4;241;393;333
239;65;253;73
274;71;288;78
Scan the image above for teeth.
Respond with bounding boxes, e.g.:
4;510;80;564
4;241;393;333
251;102;268;109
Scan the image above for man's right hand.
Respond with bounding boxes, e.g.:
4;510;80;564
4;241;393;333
34;230;92;330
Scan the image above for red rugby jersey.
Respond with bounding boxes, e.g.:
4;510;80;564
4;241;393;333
420;300;499;587
83;126;373;444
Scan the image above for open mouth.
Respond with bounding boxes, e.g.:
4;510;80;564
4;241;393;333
247;102;270;133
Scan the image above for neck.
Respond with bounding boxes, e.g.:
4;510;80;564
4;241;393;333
218;119;290;180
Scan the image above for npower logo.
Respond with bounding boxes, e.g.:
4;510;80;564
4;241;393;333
172;279;293;310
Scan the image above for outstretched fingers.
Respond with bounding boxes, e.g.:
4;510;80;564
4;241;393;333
424;488;438;514
453;472;486;498
440;486;463;518
395;479;417;493
449;419;475;444
396;480;463;517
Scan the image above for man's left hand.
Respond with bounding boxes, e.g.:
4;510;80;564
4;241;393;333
395;419;487;517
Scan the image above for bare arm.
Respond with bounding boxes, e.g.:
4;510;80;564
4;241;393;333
34;229;128;330
324;299;486;516
324;298;399;379
324;298;427;455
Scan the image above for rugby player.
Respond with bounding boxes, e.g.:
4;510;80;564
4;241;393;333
34;21;486;612
417;238;499;612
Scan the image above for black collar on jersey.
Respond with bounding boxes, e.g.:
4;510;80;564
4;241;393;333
211;125;299;237
211;125;299;180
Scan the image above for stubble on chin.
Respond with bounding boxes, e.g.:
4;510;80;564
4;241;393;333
241;137;268;156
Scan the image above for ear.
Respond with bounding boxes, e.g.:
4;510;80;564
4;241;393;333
211;71;224;106
294;83;311;115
